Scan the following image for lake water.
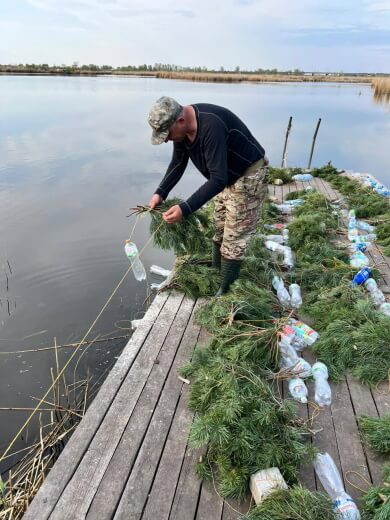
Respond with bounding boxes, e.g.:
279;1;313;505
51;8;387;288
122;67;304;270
0;75;389;472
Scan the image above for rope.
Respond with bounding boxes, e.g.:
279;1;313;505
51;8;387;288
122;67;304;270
0;218;164;467
344;469;371;493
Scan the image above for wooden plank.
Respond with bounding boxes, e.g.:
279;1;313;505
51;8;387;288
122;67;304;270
195;480;224;520
141;389;195;519
329;379;371;501
222;495;252;520
85;296;197;520
23;291;170;520
49;292;185;520
346;375;386;486
371;382;390;417
169;445;205;520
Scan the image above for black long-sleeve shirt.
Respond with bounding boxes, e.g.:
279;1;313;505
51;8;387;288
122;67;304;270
154;103;265;217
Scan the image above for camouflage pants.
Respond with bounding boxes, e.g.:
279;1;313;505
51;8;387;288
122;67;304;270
213;159;268;260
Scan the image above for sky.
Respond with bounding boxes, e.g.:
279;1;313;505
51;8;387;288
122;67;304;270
0;0;389;72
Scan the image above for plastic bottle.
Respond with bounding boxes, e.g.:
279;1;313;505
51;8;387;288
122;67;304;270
364;278;377;292
263;234;285;244
292;173;314;181
352;266;372;285
305;185;314;192
284;199;305;207
313;453;360;520
356;220;375;233
289;283;302;308
379;302;390;317
288;378;308;403
283;247;295;269
273;204;293;214
265;240;286;253
289;318;319;346
312;362;332;406
278;337;312;378
280;324;306;352
124;241;147;281
349;242;367;253
282;228;289;244
370;288;386;306
150;282;164;291
356;233;377;243
150;265;171;278
349;251;370;268
272;276;291;307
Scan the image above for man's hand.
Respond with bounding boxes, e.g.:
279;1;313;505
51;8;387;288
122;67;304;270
149;194;163;209
163;205;183;224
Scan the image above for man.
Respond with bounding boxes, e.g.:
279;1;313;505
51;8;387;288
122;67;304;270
148;96;268;295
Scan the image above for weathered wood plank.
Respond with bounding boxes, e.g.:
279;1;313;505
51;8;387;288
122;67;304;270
86;296;197;520
169;445;205;520
329;379;371;501
195;480;224;520
346;375;386;486
23;292;170;520
49;292;185;520
222;495;252;519
371;382;390;417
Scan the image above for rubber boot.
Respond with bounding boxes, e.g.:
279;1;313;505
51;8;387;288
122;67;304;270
212;241;222;270
215;258;241;296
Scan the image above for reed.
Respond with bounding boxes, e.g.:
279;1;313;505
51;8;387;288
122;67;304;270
372;78;390;103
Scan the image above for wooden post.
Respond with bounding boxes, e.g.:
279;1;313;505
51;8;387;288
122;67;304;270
308;118;321;169
281;116;292;168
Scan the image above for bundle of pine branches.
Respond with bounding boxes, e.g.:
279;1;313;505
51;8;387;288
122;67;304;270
181;348;311;499
244;485;336;520
163;254;220;298
358;415;390;454
362;464;390;520
147;198;213;255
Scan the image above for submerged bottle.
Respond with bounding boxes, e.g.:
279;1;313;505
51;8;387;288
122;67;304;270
313;453;360;520
124;240;147;281
352;266;372;285
289;283;302;308
272;276;291;307
312;362;332;407
288;378;308;403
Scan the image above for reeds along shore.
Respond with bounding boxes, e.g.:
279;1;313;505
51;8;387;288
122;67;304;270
372;77;390;103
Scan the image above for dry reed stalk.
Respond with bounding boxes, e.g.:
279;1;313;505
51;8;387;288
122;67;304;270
372;78;390;104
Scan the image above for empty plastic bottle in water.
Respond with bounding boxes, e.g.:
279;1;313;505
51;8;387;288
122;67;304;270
289;283;302;308
313;453;360;519
150;265;171;278
379;302;390;317
312;362;332;406
288;378;308;403
124;240;147;281
272;276;291;307
352;266;372;285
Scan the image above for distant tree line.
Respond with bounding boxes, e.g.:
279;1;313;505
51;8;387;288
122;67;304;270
0;63;388;77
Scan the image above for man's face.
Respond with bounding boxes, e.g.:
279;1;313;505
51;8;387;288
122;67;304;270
165;117;186;142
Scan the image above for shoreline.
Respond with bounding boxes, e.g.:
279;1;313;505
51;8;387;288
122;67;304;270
0;70;383;85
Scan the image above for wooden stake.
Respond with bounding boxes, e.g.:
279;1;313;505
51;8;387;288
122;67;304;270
308;118;322;169
281;116;292;168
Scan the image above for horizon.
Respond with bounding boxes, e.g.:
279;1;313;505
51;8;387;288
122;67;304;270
0;1;389;74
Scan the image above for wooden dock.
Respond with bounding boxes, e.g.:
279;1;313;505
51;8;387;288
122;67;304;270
24;178;390;519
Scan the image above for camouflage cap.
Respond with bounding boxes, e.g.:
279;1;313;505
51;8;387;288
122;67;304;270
147;96;183;145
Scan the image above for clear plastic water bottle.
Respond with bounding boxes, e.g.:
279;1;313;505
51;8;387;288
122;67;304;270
278;337;311;378
292;173;314;181
364;278;377;292
313;453;360;520
356;220;375;233
349;251;370;268
272;276;291;307
265;240;286;253
273;204;293;214
150;282;164;291
124;241;147;281
370;289;386;306
379;302;390;317
283;247;295;269
282;228;289;244
289;283;302;308
289;318;319;346
352;266;372;285
357;233;377;243
263;234;285;244
150;265;171;278
312;362;332;406
288;378;308;403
